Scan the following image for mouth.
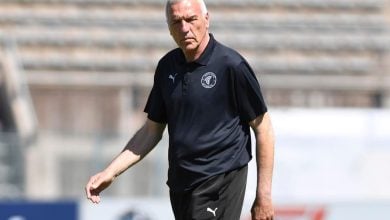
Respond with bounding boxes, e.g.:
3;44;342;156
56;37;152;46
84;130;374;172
182;37;194;43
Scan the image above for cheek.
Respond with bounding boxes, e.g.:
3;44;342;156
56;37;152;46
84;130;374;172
195;25;206;37
170;31;183;45
169;28;180;38
196;21;207;32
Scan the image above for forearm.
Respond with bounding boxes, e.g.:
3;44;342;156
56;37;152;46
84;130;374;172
102;149;141;179
250;113;275;198
255;129;274;198
104;120;165;178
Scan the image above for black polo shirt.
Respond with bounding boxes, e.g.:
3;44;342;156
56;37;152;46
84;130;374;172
144;34;267;192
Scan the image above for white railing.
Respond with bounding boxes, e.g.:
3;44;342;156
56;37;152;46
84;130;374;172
0;38;38;143
0;132;24;198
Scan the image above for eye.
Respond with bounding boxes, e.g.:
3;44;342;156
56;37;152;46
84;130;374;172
169;17;181;25
171;19;180;25
186;16;197;23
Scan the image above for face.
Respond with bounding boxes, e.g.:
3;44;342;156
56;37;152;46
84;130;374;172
167;0;210;59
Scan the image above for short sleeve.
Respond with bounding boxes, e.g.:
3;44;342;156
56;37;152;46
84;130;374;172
233;61;268;122
144;65;167;124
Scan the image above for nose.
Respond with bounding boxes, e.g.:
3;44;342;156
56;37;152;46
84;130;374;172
179;20;190;33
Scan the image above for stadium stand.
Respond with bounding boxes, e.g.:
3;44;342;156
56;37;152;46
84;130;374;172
0;0;389;198
0;0;388;108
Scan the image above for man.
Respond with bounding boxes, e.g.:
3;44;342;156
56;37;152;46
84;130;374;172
85;0;275;219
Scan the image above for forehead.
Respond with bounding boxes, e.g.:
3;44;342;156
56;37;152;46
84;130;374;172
168;0;202;18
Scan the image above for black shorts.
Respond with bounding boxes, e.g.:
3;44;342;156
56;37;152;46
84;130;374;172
169;165;248;220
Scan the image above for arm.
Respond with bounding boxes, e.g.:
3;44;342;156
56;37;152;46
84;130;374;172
249;112;275;220
85;119;166;204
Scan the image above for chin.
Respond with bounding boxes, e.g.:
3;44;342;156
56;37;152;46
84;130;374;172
182;43;197;51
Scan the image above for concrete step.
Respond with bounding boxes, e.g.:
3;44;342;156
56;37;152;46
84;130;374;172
0;8;386;33
25;70;389;92
19;47;377;74
2;23;388;52
0;0;385;11
26;70;153;87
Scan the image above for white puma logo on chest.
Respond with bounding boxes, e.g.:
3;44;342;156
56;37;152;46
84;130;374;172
168;73;178;83
206;207;218;217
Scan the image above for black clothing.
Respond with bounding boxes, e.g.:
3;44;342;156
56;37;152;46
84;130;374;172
169;165;248;220
144;34;267;191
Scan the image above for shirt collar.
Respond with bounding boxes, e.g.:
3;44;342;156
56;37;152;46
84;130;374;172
178;34;216;66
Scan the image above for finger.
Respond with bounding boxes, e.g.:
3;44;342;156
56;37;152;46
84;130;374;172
85;182;93;199
91;194;101;204
95;195;101;203
86;175;101;199
85;177;97;199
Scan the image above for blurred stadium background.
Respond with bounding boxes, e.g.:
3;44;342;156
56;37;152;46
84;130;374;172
0;0;390;219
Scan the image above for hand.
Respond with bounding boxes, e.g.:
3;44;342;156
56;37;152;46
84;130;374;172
251;196;274;220
85;171;115;204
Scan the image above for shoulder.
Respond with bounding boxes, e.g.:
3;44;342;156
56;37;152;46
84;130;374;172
157;48;182;66
213;40;246;68
213;40;258;81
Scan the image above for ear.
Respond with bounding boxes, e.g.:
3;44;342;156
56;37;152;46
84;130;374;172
205;12;210;29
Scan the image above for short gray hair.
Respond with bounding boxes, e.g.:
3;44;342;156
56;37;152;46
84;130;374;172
165;0;208;21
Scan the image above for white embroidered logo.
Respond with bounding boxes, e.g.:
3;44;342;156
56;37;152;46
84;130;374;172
169;73;178;83
207;207;218;217
201;72;217;88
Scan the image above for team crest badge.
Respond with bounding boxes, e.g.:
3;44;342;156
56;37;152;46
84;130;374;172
201;72;217;88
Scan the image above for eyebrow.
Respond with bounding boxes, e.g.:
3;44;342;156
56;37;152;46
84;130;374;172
171;14;198;21
187;15;198;20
